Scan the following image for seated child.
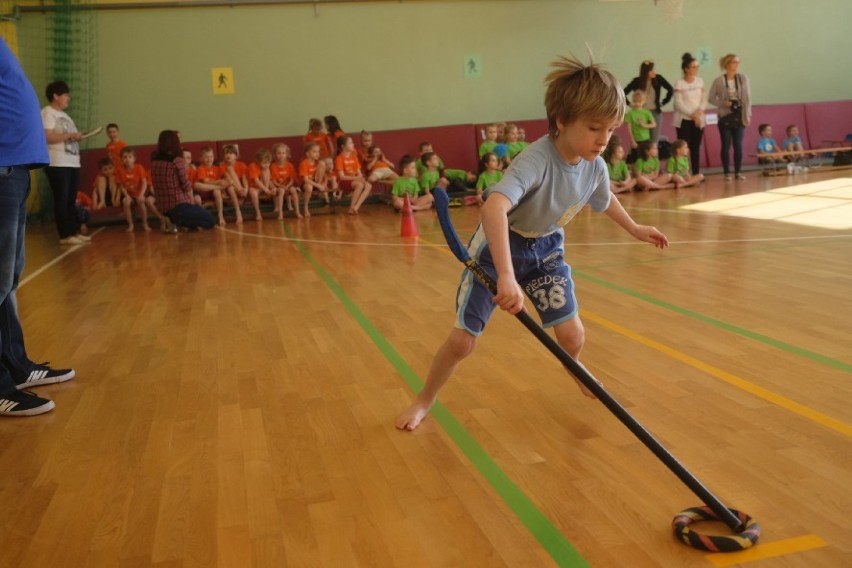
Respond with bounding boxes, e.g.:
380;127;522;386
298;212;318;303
105;123;127;168
624;91;656;159
365;145;398;183
756;124;784;172
503;124;529;166
335;135;372;215
299;142;330;218
667;139;705;187
633;140;673;191
270;143;301;219
116;147;167;232
479;124;499;158
475;152;503;205
392;155;434;211
603;140;637;193
247;148;278;221
782;124;805;154
419;152;450;198
417;141;476;188
358;130;374;164
75;191;92;235
193;146;231;226
219;144;248;224
304;117;334;160
182;148;202;206
92;156;119;210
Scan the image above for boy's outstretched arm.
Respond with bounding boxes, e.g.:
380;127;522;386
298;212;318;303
604;194;669;248
481;192;526;314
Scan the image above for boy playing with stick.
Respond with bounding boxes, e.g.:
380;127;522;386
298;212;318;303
396;54;669;431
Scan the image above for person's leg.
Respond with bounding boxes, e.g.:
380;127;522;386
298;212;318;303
66;167;81;236
44;167;75;239
690;127;704;175
719;126;732;176
651;109;662;143
733;126;745;176
552;317;599;399
395;327;478;431
168;203;216;230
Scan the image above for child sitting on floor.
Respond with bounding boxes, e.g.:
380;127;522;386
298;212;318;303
633;140;673;191
603;139;636;193
667;139;705;187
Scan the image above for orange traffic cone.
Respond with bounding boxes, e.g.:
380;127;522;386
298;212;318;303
400;194;419;238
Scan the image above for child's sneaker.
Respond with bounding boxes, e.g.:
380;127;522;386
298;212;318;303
16;362;75;390
0;390;55;416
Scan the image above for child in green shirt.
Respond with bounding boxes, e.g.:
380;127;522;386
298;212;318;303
475;152;503;206
392;155;434;211
633;140;674;191
625;91;656;154
603;139;636;193
667;139;705;188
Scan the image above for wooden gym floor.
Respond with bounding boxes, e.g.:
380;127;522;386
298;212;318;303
1;170;850;567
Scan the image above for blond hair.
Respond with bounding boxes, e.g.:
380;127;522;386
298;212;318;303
719;53;738;71
544;54;625;137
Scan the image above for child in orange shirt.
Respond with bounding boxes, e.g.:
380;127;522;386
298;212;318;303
324;115;346;148
246;148;278;222
304;118;334;160
181;148;202;205
335;135;372;215
220;144;248;224
105;123;127;167
299;142;329;218
270;143;300;219
193;146;231;225
117;147;166;232
92;156;119;210
357;130;374;164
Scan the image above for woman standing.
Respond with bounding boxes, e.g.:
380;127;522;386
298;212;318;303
673;53;706;175
41;81;91;245
708;54;752;180
624;60;674;143
150;130;216;231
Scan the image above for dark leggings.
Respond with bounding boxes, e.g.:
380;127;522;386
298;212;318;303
719;125;745;174
675;120;704;175
44;166;81;238
167;203;216;230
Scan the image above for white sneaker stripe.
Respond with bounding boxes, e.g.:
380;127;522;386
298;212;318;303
0;399;19;412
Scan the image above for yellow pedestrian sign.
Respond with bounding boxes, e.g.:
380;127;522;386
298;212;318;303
211;67;234;95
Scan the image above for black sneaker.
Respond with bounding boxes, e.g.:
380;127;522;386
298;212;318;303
0;390;55;416
16;362;75;390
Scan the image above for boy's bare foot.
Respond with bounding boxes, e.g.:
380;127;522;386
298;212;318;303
218;218;226;227
304;210;311;218
236;216;244;224
255;215;262;222
277;214;284;220
395;401;433;431
573;376;598;399
143;224;151;232
125;225;134;233
296;212;303;219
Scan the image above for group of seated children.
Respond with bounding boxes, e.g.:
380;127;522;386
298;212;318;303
604;135;704;192
756;124;810;174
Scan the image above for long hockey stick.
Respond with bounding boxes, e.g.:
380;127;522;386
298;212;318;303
431;188;745;533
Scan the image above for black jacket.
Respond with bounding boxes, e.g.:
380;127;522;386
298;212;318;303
624;75;674;110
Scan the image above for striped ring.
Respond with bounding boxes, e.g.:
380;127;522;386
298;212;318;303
672;506;760;552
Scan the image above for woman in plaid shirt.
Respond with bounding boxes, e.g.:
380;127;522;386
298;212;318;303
150;130;216;231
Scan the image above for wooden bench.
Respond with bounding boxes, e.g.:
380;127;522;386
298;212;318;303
751;145;852;175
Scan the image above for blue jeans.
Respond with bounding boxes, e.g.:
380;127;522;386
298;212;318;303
167;203;216;230
44;166;81;238
0;166;34;396
719;125;745;175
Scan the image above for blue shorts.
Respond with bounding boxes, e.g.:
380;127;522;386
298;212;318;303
455;228;577;336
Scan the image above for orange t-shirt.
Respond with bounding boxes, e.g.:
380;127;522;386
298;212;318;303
220;160;248;180
185;164;197;185
270;162;297;186
106;140;127;166
76;191;93;208
247;163;269;187
304;131;332;159
196;164;223;183
357;146;371;163
299;158;318;182
335;152;362;177
116;164;147;198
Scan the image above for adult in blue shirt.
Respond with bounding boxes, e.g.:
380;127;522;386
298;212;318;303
0;38;76;416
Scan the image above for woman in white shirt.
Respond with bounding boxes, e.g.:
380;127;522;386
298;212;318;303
672;53;706;176
41;81;91;245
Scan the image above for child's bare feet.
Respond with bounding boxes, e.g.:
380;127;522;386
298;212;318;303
218;218;226;227
125;225;134;233
236;215;244;224
395;400;433;431
143;224;151;232
296;211;303;219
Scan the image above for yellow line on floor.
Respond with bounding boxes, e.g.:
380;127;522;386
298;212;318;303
582;311;852;438
705;534;828;567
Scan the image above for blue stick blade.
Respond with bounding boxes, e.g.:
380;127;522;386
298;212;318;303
432;188;471;263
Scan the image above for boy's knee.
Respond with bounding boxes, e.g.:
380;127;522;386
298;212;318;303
447;329;477;359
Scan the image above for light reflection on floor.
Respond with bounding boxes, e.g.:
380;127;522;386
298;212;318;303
682;178;852;229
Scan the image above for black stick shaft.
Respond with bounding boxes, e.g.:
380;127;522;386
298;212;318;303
464;259;744;532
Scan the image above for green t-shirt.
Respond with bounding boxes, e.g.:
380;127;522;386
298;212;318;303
416;155;445;177
634;156;660;175
476;170;502;191
607;160;629;182
625;107;654;143
667;155;690;176
419;169;440;192
507;141;528;158
392;176;421;198
479;140;497;157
